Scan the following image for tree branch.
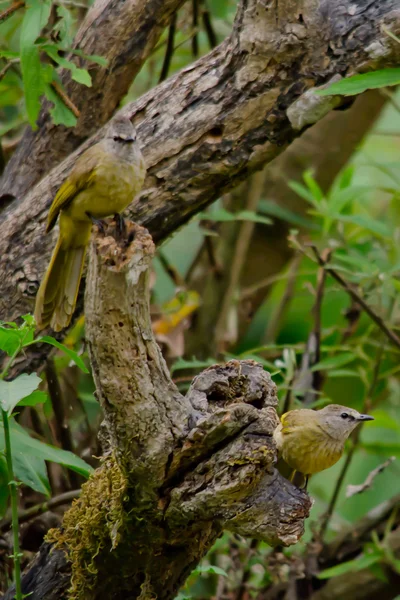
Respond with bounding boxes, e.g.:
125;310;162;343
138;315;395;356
1;0;400;370
0;0;187;197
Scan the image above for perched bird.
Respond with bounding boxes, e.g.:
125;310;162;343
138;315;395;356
273;404;374;487
34;116;146;332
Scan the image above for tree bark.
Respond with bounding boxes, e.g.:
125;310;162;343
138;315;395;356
0;0;186;200
4;224;310;600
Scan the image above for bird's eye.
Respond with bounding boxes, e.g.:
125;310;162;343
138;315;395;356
341;412;348;419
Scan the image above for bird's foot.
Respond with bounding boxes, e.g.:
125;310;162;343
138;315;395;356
86;212;106;235
114;213;126;240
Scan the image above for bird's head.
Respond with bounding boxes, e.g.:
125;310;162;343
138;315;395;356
107;115;137;144
316;404;374;441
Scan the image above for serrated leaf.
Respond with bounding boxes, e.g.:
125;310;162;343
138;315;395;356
20;0;52;127
42;45;92;86
317;69;400;97
0;327;22;356
43;82;77;126
0;373;42;415
71;49;108;67
27;336;89;373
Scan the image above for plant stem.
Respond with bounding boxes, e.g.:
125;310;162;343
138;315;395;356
2;409;22;600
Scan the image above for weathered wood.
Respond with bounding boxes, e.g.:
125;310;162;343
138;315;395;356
0;0;186;198
4;224;310;600
1;0;399;379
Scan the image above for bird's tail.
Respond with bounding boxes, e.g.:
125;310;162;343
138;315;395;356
34;228;90;332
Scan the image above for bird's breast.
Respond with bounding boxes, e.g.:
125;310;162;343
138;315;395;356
67;157;145;221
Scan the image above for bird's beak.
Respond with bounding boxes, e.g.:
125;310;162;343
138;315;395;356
119;134;135;143
357;414;374;421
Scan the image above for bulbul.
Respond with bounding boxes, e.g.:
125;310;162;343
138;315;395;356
34;115;146;332
273;404;374;486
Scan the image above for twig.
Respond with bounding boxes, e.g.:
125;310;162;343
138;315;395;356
346;457;395;498
192;0;199;58
0;489;81;532
201;0;217;48
0;0;24;23
158;12;177;83
214;170;267;350
310;245;400;351
0;58;19;83
50;80;80;118
263;254;301;343
236;538;259;600
300;250;331;405
158;249;185;287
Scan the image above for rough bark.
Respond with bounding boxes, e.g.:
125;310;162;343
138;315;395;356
4;224;310;600
0;0;186;199
1;0;399;376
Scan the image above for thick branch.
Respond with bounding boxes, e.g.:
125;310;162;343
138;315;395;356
1;0;399;370
6;224;310;600
0;0;186;198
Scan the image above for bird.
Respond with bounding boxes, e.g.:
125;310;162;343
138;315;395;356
273;404;374;487
34;115;146;332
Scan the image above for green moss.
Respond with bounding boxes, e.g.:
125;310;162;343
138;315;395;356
46;455;127;600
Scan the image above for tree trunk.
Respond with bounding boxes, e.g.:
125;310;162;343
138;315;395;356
4;224;311;599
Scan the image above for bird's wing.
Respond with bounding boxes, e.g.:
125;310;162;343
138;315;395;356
46;147;100;233
280;411;299;434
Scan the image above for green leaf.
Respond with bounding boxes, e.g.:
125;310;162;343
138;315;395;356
43;82;77;127
327;369;359;378
288;181;318;205
197;208;271;225
17;389;47;408
318;552;382;579
20;0;52;127
258;199;318;230
0;373;42;415
235;210;272;225
303;170;324;202
192;565;228;577
0;327;22;356
42;45;92;86
360;442;400;456
333;214;391;238
317;69;400;97
311;353;356;372
1;419;93;478
71;49;108;67
28;336;89;373
171;357;216;374
13;452;50;496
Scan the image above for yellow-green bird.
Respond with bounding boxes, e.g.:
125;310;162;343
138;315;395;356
34;115;146;332
273;404;374;486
